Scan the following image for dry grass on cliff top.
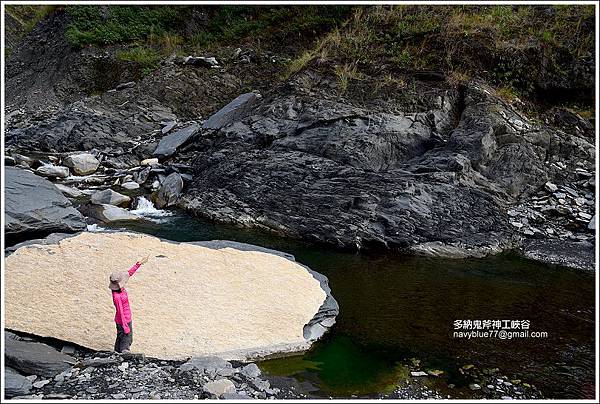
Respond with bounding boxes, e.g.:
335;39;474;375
287;5;594;104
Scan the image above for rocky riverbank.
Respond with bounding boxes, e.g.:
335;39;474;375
5;330;545;400
4;332;301;400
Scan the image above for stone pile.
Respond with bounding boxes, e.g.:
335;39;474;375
507;164;595;242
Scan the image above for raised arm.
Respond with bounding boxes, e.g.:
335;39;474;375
128;255;149;277
128;262;141;277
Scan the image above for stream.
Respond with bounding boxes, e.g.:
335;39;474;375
102;205;595;399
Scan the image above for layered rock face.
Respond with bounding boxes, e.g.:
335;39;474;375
5;232;337;360
180;78;594;253
5;167;86;244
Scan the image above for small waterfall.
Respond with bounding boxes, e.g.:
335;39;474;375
86;224;105;232
131;196;174;222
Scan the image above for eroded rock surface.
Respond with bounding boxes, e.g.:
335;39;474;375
5;232;337;360
179;78;594;258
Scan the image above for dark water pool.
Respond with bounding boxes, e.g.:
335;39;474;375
109;211;596;399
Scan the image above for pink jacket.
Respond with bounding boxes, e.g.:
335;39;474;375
112;262;141;334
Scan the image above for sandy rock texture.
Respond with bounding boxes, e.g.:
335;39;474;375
4;232;328;360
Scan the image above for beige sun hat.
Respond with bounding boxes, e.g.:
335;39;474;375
109;271;129;291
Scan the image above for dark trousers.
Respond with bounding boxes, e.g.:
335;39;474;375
114;322;133;353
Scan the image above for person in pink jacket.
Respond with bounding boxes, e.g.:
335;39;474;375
109;255;149;353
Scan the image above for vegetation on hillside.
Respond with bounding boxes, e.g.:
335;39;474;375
5;4;595;112
63;5;351;49
5;4;58;33
288;5;594;103
58;5;351;76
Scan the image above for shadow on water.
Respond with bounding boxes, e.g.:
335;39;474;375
110;211;596;399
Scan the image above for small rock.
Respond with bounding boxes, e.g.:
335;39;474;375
141;158;160;166
410;371;428;377
115;81;135;91
82;357;119;367
36;165;70;178
469;383;481;390
90;189;131;207
203;379;236;397
121;181;140;190
161;122;177;134
183;55;219;67
112;393;126;399
250;378;270;392
544;182;558;192
427;369;444;377
63;153;100;176
32;379;50;389
240;363;261;379
60;345;76;355
12;153;37;167
118;362;129;372
588;215;596;230
575;168;592;177
45;393;71;399
222;391;251;399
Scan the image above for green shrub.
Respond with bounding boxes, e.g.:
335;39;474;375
65;6;186;47
116;47;161;75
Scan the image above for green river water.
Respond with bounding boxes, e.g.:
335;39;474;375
110;209;595;399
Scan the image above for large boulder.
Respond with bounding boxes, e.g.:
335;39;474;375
80;203;140;223
4;367;32;398
63;153;100;175
155;172;183;208
4;338;76;378
202;92;261;130
5;232;337;361
90;189;131;207
5;167;86;244
153;123;200;159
